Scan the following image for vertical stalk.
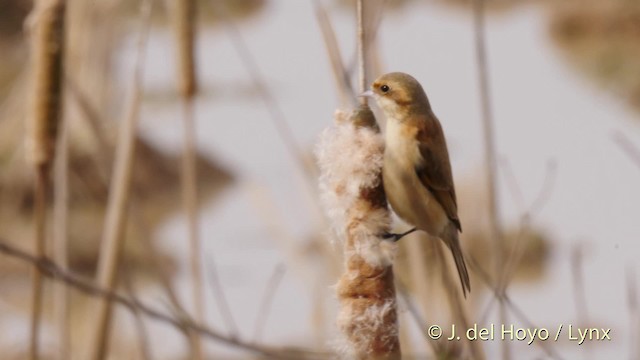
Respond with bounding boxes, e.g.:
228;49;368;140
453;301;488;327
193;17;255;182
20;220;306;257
53;115;69;360
357;0;367;106
84;2;151;358
472;0;508;359
26;0;66;358
172;0;203;357
30;165;48;360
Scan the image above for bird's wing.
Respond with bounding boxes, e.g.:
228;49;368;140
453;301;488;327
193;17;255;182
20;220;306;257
414;116;462;231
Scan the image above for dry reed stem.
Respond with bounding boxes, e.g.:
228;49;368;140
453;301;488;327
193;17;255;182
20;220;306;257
215;1;315;178
172;0;204;356
85;2;151;359
122;266;152;360
174;0;197;98
246;183;336;346
313;0;355;107
404;236;433;353
130;201;203;355
205;259;239;337
25;0;66;358
181;99;205;359
466;256;565;360
434;243;485;360
626;267;639;360
472;0;509;358
356;0;367;106
614;131;640;170
53;112;70;359
30;165;48;360
253;263;286;342
570;244;589;327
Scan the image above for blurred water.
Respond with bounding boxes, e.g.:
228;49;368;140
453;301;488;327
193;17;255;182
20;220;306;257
120;1;640;358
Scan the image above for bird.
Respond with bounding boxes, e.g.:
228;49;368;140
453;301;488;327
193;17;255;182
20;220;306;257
361;72;470;297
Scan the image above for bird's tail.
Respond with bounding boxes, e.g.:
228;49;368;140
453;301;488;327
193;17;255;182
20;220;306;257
443;226;471;298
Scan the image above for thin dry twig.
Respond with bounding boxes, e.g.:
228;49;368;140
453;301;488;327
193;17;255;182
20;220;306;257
206;260;239;338
570;244;590;328
466;255;565;360
181;99;205;358
395;278;438;356
471;0;508;358
122;266;153;360
85;2;152;358
478;160;556;339
53;105;70;360
626;266;639;360
253;263;286;342
613;131;640;169
130;200;201;355
170;0;205;355
313;0;355;107
30;165;47;360
433;243;485;360
0;239;331;360
357;0;367;106
497;159;557;291
403;236;434;354
212;1;313;177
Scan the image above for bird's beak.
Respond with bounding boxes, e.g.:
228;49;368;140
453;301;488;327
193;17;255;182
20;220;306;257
359;90;374;98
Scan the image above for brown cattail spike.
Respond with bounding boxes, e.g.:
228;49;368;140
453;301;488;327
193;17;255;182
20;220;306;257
27;0;66;167
174;0;198;98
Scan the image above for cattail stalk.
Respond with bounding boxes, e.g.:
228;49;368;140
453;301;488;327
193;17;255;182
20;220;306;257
171;0;204;357
25;0;66;358
317;3;400;358
84;2;151;358
318;108;400;359
356;0;367;107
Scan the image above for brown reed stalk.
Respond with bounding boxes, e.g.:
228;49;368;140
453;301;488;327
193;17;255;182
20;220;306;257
85;2;151;359
171;0;204;357
403;237;432;346
472;0;509;359
313;0;355;108
53;113;70;359
25;0;66;358
434;242;485;360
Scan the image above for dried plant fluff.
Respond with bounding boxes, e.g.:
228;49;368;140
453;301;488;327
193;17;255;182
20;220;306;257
316;110;395;267
334;299;400;358
316;109;401;359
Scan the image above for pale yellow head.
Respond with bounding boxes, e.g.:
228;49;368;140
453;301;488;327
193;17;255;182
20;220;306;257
365;72;431;119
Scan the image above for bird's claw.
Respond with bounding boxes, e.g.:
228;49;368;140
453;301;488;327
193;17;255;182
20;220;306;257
381;227;418;242
382;232;401;242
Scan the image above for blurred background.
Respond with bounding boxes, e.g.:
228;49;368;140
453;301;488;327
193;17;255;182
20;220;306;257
1;0;639;359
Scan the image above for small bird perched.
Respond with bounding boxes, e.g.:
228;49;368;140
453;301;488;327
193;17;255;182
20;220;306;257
362;72;471;297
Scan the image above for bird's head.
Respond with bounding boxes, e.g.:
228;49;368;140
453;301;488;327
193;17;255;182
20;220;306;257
361;72;431;119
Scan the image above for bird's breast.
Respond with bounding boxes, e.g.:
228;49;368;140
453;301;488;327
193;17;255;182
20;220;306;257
383;118;448;235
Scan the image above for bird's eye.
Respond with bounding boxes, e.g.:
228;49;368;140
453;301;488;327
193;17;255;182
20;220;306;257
380;84;390;93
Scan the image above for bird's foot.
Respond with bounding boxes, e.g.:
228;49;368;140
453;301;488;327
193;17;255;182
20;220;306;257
381;227;418;242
